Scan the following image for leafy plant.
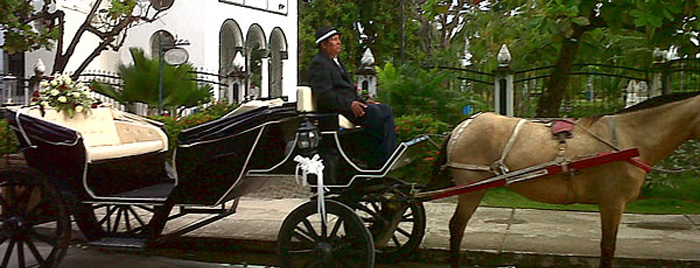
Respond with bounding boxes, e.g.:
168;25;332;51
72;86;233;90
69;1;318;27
93;48;212;116
390;114;451;184
0;119;18;156
377;62;481;125
149;101;239;157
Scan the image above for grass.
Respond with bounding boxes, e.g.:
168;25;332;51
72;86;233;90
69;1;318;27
481;187;700;214
478;171;700;214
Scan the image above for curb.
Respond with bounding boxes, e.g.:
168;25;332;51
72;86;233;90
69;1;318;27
153;236;700;268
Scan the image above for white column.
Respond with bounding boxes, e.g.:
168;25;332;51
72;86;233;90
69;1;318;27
261;58;269;98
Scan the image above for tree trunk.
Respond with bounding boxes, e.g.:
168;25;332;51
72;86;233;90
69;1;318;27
535;29;585;117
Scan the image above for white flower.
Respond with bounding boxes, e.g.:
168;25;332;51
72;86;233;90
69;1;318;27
40;81;49;88
61;74;72;84
50;80;58;87
75;106;84;113
57;96;67;103
72;92;81;98
50;89;60;96
41;101;50;107
83;91;90;96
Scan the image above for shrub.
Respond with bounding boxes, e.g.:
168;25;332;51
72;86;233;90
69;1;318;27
0;119;18;156
377;62;481;125
391;114;451;184
150;101;239;158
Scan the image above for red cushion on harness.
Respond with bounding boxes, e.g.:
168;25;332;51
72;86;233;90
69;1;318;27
552;119;575;138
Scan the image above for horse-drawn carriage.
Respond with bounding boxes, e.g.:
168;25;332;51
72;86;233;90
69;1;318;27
1;84;664;268
0;86;432;268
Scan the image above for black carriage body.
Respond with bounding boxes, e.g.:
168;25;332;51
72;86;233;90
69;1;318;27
171;103;299;205
3;109;169;201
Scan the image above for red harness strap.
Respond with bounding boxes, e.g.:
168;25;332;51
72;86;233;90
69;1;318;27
594;151;652;173
625;158;653;172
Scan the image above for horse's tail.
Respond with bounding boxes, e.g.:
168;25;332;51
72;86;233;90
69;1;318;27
430;132;454;189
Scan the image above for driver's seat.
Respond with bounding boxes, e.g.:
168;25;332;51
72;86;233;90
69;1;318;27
296;86;359;130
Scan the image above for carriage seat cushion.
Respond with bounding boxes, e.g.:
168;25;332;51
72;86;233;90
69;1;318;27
296;86;358;129
25;107;167;161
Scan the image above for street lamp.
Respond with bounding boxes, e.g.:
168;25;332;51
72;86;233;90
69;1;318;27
158;37;190;114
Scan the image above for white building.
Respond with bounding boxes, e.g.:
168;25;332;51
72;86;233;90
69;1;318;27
21;0;298;103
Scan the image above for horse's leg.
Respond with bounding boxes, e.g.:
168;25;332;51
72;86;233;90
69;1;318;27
598;203;626;268
449;190;486;268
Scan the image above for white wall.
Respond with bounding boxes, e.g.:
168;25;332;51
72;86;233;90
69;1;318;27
24;0;298;101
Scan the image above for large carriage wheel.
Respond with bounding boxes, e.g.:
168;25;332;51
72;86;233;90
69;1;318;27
0;166;71;268
278;199;375;268
353;200;425;260
73;200;173;241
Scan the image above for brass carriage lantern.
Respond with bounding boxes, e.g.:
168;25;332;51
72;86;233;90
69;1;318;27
297;118;321;153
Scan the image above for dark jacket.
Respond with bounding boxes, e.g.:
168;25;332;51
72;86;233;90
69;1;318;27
308;52;364;123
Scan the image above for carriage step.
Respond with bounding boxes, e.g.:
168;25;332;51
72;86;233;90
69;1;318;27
88;237;147;251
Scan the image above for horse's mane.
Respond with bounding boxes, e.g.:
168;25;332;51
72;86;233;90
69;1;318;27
576;91;700;127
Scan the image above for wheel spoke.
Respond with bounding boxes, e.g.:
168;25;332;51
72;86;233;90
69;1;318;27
293;229;316;247
288;249;314;255
29;230;56;246
391;234;402;247
124;208;132;232
300;219;320;240
112;208;124;233
25;239;45;265
134;205;156;213
99;206;118;227
128;206;147;227
2;238;16;268
329;218;344;238
370;202;380;213
17;240;25;268
396;227;411;238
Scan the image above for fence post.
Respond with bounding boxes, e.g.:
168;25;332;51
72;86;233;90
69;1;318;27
650;48;669;97
494;44;514;116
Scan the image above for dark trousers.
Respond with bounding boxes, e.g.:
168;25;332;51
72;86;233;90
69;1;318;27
358;103;397;167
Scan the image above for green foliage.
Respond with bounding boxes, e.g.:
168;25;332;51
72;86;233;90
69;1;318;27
641;141;700;201
0;0;59;54
298;0;422;82
390;114;451;184
0;119;18;156
149;101;239;157
92;48;212;115
377;62;483;125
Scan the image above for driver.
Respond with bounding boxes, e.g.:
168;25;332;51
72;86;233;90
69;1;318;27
307;26;397;168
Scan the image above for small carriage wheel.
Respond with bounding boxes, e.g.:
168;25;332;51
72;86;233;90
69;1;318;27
278;199;375;268
0;166;71;268
73;200;173;241
352;201;426;260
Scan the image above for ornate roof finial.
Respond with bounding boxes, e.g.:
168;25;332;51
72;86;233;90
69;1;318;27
497;44;511;67
361;48;375;67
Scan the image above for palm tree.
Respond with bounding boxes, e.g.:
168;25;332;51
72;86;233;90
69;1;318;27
93;48;211;115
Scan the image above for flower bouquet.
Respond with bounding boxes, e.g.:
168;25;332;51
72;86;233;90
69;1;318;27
35;73;96;118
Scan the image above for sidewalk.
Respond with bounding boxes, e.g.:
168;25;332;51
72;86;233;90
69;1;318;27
158;197;700;267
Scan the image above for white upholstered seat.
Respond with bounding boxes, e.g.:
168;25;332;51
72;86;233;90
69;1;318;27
296;86;358;129
24;106;168;162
